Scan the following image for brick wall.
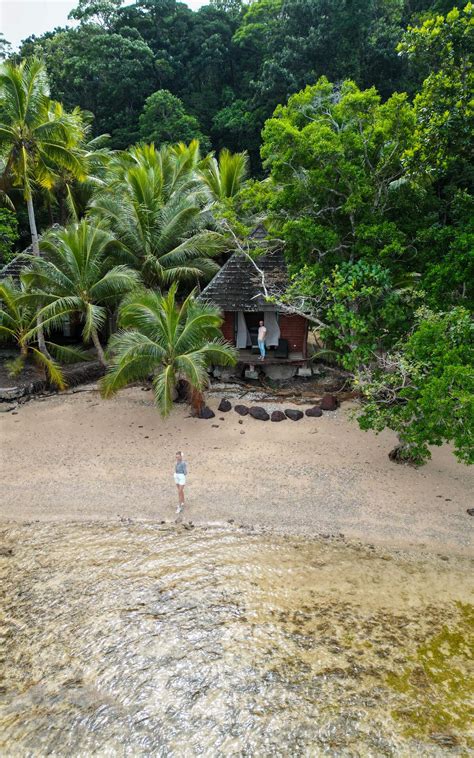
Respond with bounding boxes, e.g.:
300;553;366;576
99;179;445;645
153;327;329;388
279;314;308;355
222;311;235;343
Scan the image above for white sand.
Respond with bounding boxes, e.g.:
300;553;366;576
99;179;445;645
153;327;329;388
0;387;472;555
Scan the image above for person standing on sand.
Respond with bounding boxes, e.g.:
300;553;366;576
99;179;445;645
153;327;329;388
258;320;267;361
174;451;187;513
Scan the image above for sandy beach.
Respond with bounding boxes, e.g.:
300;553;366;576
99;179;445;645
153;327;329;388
0;386;472;555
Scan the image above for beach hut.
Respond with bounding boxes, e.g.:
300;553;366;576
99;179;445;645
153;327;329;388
199;226;310;376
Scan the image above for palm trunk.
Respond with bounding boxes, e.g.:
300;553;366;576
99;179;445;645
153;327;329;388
91;326;107;366
26;194;51;360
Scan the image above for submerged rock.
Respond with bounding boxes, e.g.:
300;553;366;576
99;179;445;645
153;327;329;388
285;409;304;421
249;406;270;421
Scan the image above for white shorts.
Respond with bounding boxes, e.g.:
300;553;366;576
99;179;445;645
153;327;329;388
174;473;186;486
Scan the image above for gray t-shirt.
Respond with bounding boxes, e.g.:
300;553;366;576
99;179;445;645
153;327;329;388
175;461;187;475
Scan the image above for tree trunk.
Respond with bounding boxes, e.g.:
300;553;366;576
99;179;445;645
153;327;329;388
189;385;204;417
388;438;420;466
91;326;107;366
26;195;52;360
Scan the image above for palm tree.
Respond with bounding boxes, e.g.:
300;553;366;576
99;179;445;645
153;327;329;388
199;148;248;201
102;285;237;416
0;277;86;388
0;58;87;353
22;220;140;365
89;142;226;288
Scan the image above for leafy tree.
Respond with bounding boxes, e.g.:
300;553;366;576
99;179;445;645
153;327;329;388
398;2;474;179
23;220;140;365
102;284;237;415
260;78;416;280
0;34;12;61
283;260;420;372
21;26;156;148
0;58;87;354
356;307;474;466
398;3;474;310
89;142;226;288
0;277;86;387
139;90;209;149
0;208;19;265
68;0;124;28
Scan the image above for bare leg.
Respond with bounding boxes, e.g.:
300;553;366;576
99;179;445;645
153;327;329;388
179;485;185;506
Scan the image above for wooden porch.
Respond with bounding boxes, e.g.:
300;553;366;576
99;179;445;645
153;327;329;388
237;349;306;365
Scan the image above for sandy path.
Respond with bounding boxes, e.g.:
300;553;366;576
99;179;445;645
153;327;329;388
0;387;472;554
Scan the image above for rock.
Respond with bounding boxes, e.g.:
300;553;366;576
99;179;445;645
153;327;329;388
249;406;270;421
467;508;474;516
285;409;304;421
306;405;322;417
235;404;249;416
238;419;243;425
198;406;215;419
218;398;232;412
320;394;339;411
271;410;287;422
0;404;17;413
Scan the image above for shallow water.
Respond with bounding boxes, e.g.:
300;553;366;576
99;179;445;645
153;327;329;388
0;522;472;757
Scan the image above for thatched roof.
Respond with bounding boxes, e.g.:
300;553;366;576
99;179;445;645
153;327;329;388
0;225;60;281
199;248;288;312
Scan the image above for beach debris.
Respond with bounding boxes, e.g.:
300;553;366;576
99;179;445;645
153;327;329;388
285;409;304;421
306;405;323;417
198;406;215;419
320;394;339;411
212;424;219;428
466;508;474;516
249;406;270;421
218;399;232;412
271;410;287;422
0;404;17;413
235;404;249;416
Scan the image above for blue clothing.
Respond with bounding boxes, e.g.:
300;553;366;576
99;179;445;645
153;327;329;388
175;461;187;475
258;339;266;358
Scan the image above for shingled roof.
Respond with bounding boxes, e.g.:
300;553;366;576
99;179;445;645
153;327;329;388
199;248;288;312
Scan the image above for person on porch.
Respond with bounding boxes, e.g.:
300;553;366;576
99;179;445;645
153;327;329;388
258;320;267;361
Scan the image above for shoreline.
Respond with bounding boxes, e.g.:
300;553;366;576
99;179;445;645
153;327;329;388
1;387;472;558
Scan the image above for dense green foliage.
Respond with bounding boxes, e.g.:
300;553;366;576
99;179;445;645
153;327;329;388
139;90;209;150
15;0;466;166
356;308;474;465
0;208;19;265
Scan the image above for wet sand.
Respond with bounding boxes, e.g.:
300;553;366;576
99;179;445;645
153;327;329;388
0;387;472;555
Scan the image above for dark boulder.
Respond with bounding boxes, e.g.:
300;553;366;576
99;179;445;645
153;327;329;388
235;404;249;416
285;409;304;421
271;410;287;422
218;398;232;412
320;394;339;411
306;406;323;417
249;406;270;421
198;405;215;419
